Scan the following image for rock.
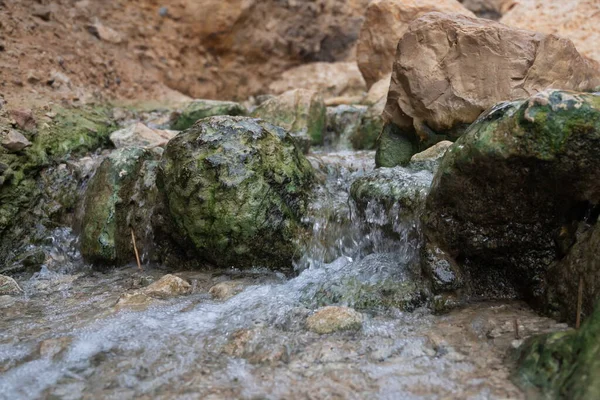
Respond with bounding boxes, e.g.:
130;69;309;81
545;218;600;323
9;108;36;131
115;292;159;311
421;243;464;293
383;12;600;166
170;100;246;131
306;306;363;334
459;0;516;19
209;280;246;301
158;116;314;270
87;21;124;44
38;337;72;359
81;147;159;266
409;140;453;172
363;75;390;106
1;129;31;152
251;89;326;145
356;0;474;88
325;105;367;150
32;5;52;21
109;122;176;148
424;90;600;304
375;123;414;168
268;62;367;99
350;81;388;150
141;274;191;299
515;301;600;399
324;96;364;107
501;0;600;63
0;274;22;295
304;253;429;312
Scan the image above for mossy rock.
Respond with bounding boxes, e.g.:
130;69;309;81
514;302;600;399
301;253;429;312
81;147;159;266
0;106;117;269
352;108;383;151
424;90;600;304
158;116;315;270
171;100;246;131
325;105;366;150
251;89;326;146
375;122;416;167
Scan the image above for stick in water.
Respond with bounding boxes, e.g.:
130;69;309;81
576;275;583;329
131;228;143;272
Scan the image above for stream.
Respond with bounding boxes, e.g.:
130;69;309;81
0;144;566;399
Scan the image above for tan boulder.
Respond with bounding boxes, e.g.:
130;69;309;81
109;122;177;148
356;0;474;88
209;280;246;301
142;274;191;299
500;0;600;63
268;62;366;99
1;129;31;152
384;12;600;136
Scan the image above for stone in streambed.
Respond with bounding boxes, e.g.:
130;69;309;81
306;306;363;334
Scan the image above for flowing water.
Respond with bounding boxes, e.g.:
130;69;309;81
0;147;567;399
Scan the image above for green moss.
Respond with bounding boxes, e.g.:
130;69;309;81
514;302;600;399
375;122;416;167
171;100;246;131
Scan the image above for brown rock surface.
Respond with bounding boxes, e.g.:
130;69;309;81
306;306;363;334
500;0;600;63
384;12;600;135
356;0;474;89
268;62;366;99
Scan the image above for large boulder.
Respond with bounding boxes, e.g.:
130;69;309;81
515;301;600;399
383;12;600;166
158;116;314;270
501;0;600;64
268;62;366;99
170;100;246;131
423;90;600;308
356;0;474;88
251;89;326;146
81;147;159;266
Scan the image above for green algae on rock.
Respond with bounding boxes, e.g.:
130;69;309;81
514;302;600;400
81;147;160;266
375;122;415;167
158;116;315;270
170;99;246;131
251;89;326;146
424;90;600;306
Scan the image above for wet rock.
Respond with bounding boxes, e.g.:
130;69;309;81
501;0;600;63
325;105;367;150
424;90;600;305
109;122;176;148
209;280;245;301
356;0;474;88
9;108;36;131
408;141;453;172
81;147;159;266
421;243;464;293
375;122;414;168
115;292;159;311
1;129;31;152
306;253;429;312
383;13;600;165
545;217;600;323
515;302;600;399
141;274;191;299
268;62;366;99
38;337;72;359
0;274;22;295
170;100;246;131
158;116;314;270
251;89;326;146
306;306;363;334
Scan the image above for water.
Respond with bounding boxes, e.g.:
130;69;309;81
0;150;567;399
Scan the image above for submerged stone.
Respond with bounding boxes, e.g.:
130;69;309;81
251;89;326;146
306;306;363;334
424;90;600;307
170;99;246;131
158;116;314;270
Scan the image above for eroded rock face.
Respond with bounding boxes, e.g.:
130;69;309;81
81;147;159;266
424;90;600;306
268;62;366;99
251;89;326;145
170;100;246;131
501;0;600;64
158;116;314;270
356;0;474;88
383;12;600;166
